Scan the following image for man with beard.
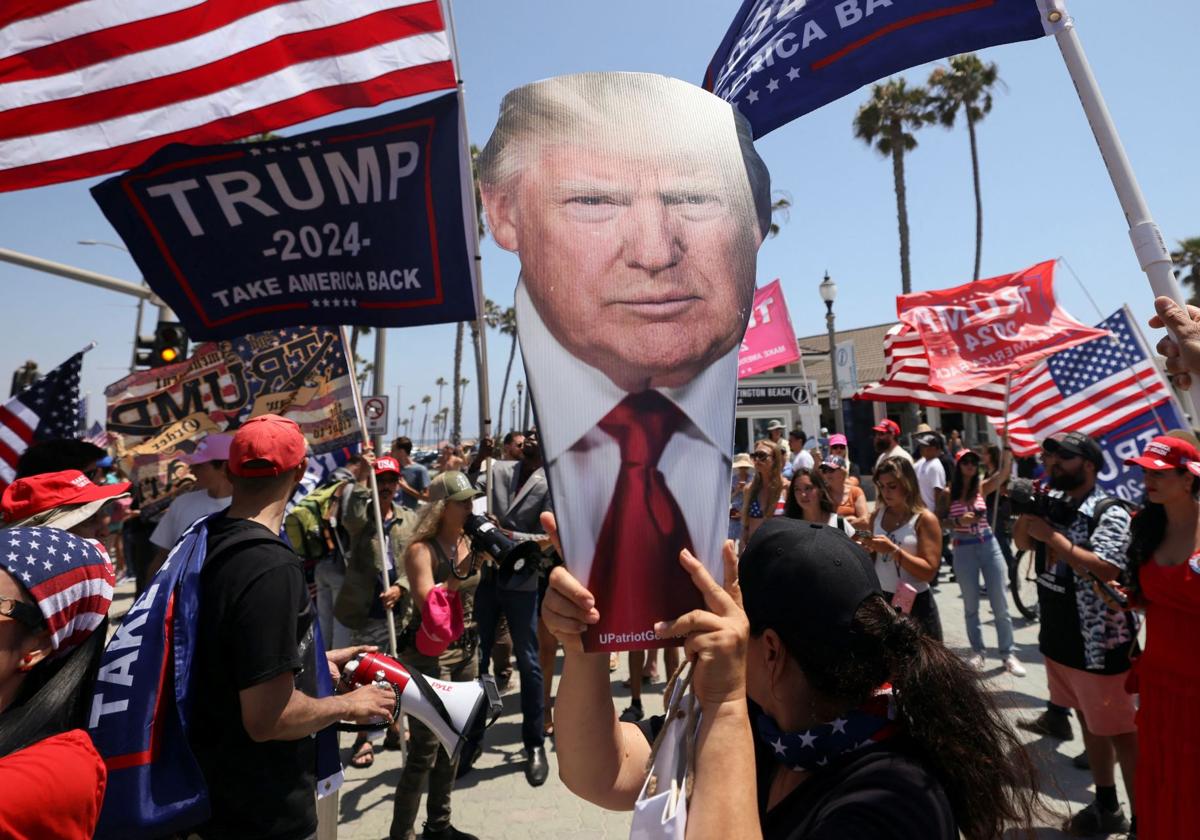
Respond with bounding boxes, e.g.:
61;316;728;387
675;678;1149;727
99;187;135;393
1013;432;1138;836
873;419;913;469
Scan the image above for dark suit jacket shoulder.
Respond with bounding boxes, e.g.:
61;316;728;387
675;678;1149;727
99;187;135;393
489;460;551;535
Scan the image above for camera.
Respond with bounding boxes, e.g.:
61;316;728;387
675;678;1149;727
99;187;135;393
1008;478;1079;528
463;514;547;586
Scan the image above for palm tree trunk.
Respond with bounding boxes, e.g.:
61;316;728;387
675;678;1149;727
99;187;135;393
421;406;430;443
890;120;912;296
471;322;486;437
967;112;983;282
451;322;464;444
496;336;518;439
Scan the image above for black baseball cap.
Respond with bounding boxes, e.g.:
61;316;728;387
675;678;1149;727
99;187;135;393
1043;431;1104;468
739;519;882;661
914;432;940;449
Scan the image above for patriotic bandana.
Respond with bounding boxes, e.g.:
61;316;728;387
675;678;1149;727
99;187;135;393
753;685;900;773
2;526;115;655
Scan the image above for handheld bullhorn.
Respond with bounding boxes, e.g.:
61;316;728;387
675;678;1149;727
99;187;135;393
339;652;502;761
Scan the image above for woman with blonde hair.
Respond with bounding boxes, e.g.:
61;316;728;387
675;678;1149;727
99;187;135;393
742;439;787;547
390;471;483;840
857;456;944;640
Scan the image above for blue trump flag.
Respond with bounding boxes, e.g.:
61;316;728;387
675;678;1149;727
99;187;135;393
89;514;342;839
1095;402;1188;503
92;93;476;340
705;0;1055;137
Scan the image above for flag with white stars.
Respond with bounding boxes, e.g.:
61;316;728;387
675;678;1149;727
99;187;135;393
3;526;114;655
704;0;1053;138
992;306;1179;456
0;350;84;489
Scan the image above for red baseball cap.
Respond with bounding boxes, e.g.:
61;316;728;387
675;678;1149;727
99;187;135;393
374;456;401;476
872;419;900;435
1125;435;1200;476
955;448;981;464
1;469;130;523
229;415;307;477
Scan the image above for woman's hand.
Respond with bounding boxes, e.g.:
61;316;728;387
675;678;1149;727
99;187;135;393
654;541;748;708
861;534;898;556
380;584;404;609
958;511;977;525
539;512;599;654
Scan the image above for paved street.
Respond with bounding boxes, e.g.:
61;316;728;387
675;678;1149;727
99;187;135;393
111;568;1130;839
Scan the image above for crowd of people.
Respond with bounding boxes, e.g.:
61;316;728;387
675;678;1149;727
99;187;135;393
3;297;1200;838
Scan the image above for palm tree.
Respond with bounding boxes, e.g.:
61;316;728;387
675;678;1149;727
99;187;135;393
928;54;1002;282
1171;237;1200;306
767;191;792;238
494;306;519;439
450;324;465;445
455;375;470;440
408;404;416;434
434;376;447;423
853;78;934;295
419;394;432;444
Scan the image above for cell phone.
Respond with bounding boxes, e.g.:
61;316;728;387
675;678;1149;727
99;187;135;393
891;582;918;615
853;529;872;541
1085;571;1128;608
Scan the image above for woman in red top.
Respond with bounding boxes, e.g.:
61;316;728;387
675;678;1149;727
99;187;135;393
1119;435;1200;839
0;527;114;839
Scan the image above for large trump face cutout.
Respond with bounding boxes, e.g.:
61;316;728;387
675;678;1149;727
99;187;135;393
480;72;769;651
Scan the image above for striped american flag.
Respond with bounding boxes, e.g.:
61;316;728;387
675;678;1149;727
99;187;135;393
992;307;1175;456
0;351;84;489
0;0;457;191
856;323;1009;414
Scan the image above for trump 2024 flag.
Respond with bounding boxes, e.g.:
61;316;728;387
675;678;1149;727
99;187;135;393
704;0;1059;137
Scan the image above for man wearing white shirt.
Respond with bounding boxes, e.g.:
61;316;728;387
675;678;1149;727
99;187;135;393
783;428;814;480
479;71;770;652
914;432;947;512
873;418;915;469
149;432;234;574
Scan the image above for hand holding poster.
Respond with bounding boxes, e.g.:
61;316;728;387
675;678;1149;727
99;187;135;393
739;278;801;378
479;72;770;652
897;259;1108;393
92;94;475;340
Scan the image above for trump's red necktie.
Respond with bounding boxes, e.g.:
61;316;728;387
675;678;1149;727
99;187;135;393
584;390;695;651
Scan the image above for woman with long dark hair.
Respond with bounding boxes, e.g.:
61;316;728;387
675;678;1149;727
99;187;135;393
860;456;944;640
390;471;483;840
947;449;1025;676
742;439;787;547
1114;436;1200;838
545;516;1040;839
0;528;115;838
783;467;853;535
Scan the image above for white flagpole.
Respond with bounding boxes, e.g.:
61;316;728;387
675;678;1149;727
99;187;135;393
1050;3;1199;418
338;326;398;657
991;373;1013;533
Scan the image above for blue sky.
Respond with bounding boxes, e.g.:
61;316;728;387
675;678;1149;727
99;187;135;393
1;0;1196;439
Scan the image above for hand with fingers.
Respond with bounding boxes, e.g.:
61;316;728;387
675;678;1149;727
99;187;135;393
539;511;599;654
653;540;749;708
1150;296;1200;389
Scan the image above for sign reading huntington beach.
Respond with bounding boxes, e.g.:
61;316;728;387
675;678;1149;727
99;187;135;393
479;72;770;652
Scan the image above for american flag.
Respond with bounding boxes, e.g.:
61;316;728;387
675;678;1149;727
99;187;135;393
0;351;84;489
82;420;113;448
856;323;1010;414
3;527;115;655
992;307;1175;456
0;0;457;191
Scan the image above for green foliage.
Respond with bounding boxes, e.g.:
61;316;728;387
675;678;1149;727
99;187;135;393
1172;237;1200;306
852;78;933;155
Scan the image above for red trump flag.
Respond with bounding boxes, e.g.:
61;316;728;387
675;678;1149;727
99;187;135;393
738;279;801;378
897;260;1109;394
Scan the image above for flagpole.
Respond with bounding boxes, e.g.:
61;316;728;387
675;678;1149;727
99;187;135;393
338;326;398;657
438;0;493;451
1052;5;1200;419
991;373;1013;533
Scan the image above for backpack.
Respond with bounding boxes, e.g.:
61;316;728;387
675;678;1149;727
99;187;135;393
284;479;350;569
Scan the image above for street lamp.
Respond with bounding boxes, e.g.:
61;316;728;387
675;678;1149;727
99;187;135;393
819;271;845;435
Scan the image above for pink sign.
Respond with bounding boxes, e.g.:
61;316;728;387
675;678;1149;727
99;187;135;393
738;279;800;378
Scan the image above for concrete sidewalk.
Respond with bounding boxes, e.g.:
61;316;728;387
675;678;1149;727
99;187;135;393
108;568;1129;839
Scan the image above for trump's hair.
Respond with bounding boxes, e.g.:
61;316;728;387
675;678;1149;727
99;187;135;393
477;72;771;238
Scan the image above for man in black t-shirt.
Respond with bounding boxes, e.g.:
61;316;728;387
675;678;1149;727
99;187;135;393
189;415;396;840
1013;432;1137;837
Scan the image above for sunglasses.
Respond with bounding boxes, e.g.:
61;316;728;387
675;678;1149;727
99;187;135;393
0;594;44;630
751;451;772;461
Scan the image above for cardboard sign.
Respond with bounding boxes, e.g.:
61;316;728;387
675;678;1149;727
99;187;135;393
480;72;770;652
91;94;476;340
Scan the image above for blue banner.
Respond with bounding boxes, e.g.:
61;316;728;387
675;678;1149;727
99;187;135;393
1095;402;1188;503
704;0;1050;138
92;93;476;340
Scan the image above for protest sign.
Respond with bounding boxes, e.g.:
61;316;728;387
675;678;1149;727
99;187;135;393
479;72;769;652
897;260;1108;393
106;326;358;509
739;279;801;378
704;0;1051;138
92;94;476;340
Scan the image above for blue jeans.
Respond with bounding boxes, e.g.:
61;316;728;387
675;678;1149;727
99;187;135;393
474;574;544;750
953;536;1015;656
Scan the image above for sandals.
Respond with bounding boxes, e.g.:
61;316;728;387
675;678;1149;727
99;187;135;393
349;738;375;768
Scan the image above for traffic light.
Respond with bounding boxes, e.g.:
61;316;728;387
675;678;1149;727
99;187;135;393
135;321;188;369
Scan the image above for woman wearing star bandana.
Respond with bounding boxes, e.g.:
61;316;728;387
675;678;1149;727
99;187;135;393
543;516;1040;839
